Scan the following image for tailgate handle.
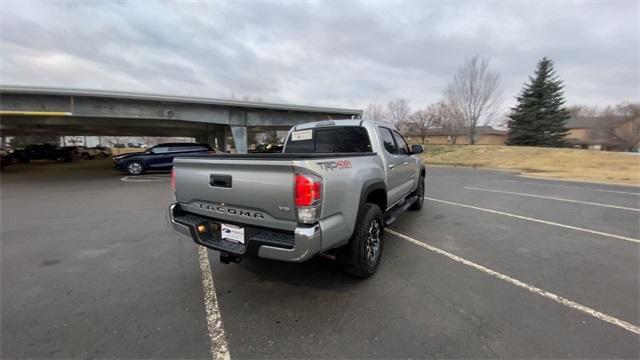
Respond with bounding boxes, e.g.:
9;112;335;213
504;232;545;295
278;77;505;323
210;174;232;188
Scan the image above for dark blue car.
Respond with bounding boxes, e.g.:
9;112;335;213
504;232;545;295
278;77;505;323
113;142;214;175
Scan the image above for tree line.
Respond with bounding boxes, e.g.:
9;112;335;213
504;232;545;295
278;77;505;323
365;56;639;149
364;55;502;145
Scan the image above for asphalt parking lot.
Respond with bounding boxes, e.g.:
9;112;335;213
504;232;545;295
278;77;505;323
1;159;639;359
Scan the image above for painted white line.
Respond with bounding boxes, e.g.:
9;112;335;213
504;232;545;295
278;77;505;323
465;186;640;212
385;228;640;335
198;246;231;360
504;179;640;196
425;197;640;244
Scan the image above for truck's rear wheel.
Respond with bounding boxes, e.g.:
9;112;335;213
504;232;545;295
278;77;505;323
344;203;384;278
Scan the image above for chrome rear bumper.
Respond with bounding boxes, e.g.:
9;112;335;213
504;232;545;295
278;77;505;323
169;203;322;262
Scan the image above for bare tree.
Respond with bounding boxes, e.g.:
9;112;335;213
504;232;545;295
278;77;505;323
364;103;387;122
567;105;599;117
102;136;126;147
608;102;640;151
137;136;170;147
386;98;412;130
615;118;640;151
610;102;640;119
444;55;502;144
580;102;640;151
409;104;442;144
436;101;465;144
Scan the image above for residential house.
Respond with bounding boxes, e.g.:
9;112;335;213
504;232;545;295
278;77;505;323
565;115;640;151
404;125;507;145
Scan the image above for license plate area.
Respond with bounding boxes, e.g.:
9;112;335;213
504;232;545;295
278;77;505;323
220;223;245;244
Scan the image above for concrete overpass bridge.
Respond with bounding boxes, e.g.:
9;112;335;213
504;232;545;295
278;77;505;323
0;86;362;152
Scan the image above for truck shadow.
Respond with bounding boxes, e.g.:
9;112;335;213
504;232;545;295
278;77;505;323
234;255;361;291
218;232;404;291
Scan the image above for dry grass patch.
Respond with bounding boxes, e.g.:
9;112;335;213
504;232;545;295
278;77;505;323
422;145;640;185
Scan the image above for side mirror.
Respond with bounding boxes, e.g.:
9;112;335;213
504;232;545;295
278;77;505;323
411;144;424;154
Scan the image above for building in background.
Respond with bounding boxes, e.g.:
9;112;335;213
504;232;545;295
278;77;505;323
565;116;640;151
405;126;507;145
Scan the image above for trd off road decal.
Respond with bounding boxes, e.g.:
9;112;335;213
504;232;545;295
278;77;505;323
317;160;352;171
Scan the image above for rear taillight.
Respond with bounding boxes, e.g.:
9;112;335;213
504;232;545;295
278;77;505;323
294;173;322;224
295;174;321;206
171;167;176;192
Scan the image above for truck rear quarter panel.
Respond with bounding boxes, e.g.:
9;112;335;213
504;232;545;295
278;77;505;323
294;155;384;250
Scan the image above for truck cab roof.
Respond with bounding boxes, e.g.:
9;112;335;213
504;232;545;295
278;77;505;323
292;119;387;131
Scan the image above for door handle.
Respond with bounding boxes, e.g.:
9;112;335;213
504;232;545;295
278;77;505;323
388;164;395;170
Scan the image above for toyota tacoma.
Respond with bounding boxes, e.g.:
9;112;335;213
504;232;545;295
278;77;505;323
169;119;425;277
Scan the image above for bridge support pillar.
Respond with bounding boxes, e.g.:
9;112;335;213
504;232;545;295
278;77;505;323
214;130;226;153
197;125;228;153
230;126;248;154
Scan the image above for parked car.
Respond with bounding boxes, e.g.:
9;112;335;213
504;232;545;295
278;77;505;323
85;147;101;159
91;146;112;158
249;143;284;153
14;144;74;163
113;142;214;175
64;146;99;159
169;119;425;278
0;148;19;168
127;142;147;148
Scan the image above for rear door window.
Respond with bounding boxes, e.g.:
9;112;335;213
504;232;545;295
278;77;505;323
378;127;398;154
152;146;170;153
392;130;410;155
284;126;372;153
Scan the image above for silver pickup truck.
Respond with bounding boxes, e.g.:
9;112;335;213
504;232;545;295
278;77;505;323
169;119;425;277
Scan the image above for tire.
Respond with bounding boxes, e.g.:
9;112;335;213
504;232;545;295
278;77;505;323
409;175;425;211
343;203;384;278
126;160;145;176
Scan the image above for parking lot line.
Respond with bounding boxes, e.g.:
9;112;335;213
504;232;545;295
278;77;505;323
425;197;640;245
385;229;640;335
198;246;231;360
503;179;640;196
465;186;640;212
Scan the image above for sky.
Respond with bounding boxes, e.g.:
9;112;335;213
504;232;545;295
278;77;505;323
1;0;638;112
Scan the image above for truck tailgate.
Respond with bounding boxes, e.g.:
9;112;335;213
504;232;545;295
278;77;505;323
173;157;297;231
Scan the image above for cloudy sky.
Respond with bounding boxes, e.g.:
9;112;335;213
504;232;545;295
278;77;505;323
1;0;638;110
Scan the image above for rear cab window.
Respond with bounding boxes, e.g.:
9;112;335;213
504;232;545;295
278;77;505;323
284;126;372;153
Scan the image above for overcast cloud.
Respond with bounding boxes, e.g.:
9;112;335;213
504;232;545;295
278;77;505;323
1;0;638;110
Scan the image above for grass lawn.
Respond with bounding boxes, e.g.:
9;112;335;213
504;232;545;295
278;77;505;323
421;145;640;185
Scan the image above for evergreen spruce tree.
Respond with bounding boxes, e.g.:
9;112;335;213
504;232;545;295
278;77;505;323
506;57;571;147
